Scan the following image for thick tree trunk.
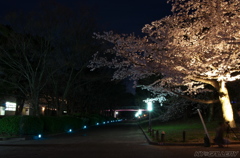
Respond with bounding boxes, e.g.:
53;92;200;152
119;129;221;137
218;81;236;128
30;92;40;116
32;100;40;116
15;97;25;115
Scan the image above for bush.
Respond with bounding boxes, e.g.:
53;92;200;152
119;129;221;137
86;114;115;126
0;114;107;136
88;116;99;126
0;116;21;136
0;116;44;136
60;116;85;131
41;116;64;134
20;116;44;135
41;116;86;134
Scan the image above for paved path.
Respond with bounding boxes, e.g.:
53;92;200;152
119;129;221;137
0;121;239;158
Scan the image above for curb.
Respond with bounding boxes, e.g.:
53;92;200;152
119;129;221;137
0;137;25;142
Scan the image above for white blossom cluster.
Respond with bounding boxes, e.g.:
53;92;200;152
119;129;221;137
88;0;240;100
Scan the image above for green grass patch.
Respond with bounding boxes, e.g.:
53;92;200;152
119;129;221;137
139;117;239;143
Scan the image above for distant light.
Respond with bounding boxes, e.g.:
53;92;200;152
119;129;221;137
138;109;142;115
68;129;72;132
83;125;87;129
38;134;42;138
135;109;142;118
42;107;45;113
103;122;105;124
96;123;99;125
135;112;139;117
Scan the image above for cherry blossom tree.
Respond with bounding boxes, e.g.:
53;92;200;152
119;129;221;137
89;0;240;127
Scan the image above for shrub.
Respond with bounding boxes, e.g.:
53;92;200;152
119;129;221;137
88;116;99;126
41;116;63;134
0;116;44;136
20;116;44;135
41;116;86;134
0;116;21;136
87;114;111;126
0;115;106;136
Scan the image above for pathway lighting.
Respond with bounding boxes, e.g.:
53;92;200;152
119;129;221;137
146;100;153;130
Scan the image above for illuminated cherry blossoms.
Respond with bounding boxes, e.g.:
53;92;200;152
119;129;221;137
89;0;240;127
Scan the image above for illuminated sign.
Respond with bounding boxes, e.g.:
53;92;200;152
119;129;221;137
5;102;16;111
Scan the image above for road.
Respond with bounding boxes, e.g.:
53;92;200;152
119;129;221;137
0;121;239;158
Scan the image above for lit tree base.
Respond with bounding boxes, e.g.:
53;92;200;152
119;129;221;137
220;81;236;128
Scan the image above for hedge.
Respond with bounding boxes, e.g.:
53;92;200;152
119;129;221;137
0;114;111;136
41;116;87;134
20;116;44;135
0;116;21;136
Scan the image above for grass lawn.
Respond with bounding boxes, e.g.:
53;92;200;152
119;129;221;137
139;117;240;144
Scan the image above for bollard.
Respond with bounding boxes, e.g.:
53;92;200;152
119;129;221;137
161;131;165;142
183;131;186;142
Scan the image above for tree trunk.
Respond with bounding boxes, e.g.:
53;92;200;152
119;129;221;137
15;97;25;115
31;92;40;116
32;100;40;116
218;81;236;128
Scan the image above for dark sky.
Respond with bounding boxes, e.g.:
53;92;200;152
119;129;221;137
0;0;172;35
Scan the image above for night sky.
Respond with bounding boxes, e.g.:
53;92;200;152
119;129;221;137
0;0;172;35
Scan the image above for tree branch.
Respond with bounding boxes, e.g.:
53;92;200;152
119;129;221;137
171;91;219;104
189;76;219;90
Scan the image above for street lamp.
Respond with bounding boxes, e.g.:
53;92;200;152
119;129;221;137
147;101;153;131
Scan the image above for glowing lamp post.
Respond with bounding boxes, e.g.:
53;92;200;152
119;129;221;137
147;101;153;131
